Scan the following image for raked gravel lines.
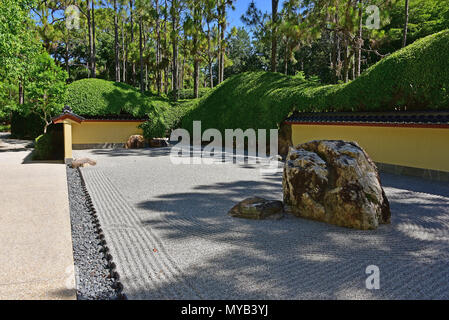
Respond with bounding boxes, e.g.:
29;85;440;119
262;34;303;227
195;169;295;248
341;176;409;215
77;148;449;300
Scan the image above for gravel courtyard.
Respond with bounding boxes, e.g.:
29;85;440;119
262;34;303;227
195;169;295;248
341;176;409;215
75;148;449;300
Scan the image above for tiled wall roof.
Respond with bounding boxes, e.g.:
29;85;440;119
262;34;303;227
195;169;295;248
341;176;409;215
284;110;449;125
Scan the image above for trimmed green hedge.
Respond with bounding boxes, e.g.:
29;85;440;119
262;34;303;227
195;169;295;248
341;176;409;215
65;78;171;116
65;78;193;140
140;99;196;139
173;88;212;100
180;30;449;135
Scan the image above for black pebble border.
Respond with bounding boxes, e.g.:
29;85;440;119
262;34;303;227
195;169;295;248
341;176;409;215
77;167;127;300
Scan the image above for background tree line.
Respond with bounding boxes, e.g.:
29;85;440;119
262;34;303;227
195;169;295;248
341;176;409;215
1;0;448;128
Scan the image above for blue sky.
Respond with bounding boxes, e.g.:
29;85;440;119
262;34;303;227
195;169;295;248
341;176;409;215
227;0;272;29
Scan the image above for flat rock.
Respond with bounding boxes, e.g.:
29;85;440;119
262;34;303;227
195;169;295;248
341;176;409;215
149;138;169;148
71;158;97;169
228;197;284;220
283;140;390;230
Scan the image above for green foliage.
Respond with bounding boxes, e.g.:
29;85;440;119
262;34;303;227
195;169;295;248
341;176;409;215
0;124;10;132
180;30;449;135
140;99;196;139
33;134;52;160
0;0;39;80
10;112;45;139
175;88;212;99
65;78;159;116
24;52;68;132
32;125;64;160
314;30;449;111
180;72;310;135
384;0;449;49
65;78;188;139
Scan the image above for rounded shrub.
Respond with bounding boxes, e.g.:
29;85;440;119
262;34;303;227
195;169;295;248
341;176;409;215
65;78;150;116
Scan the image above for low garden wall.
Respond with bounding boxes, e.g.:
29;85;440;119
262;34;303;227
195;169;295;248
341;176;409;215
288;122;449;181
71;121;144;149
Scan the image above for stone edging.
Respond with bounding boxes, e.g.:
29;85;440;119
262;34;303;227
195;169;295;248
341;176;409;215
77;167;127;300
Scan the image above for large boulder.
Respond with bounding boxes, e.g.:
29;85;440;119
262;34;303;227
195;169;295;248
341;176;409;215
125;135;145;149
283;140;390;230
229;197;284;220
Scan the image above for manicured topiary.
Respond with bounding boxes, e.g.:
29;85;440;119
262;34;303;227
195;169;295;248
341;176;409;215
180;30;449;136
65;78;170;116
140;99;195;139
174;88;212;100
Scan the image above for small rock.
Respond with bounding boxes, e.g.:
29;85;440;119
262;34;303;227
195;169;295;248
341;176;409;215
149;138;169;148
125;135;145;149
228;197;284;220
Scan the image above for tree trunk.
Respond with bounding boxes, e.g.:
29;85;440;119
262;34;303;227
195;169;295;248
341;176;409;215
193;6;199;98
181;47;186;90
217;1;225;84
87;0;93;78
114;0;120;82
65;34;70;77
155;0;161;94
220;24;224;82
130;0;136;86
171;0;179;101
91;0;96;77
217;7;222;84
139;16;144;93
402;0;410;47
207;21;213;88
343;41;350;83
284;38;289;75
355;0;363;78
18;81;24;105
145;63;148;91
271;0;279;73
122;19;126;83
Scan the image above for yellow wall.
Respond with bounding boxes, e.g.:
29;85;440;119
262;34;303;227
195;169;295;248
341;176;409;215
63;121;73;160
72;121;144;144
291;124;449;172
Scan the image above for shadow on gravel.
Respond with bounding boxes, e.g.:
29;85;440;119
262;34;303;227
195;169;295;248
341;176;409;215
87;147;172;158
380;172;449;198
134;173;449;299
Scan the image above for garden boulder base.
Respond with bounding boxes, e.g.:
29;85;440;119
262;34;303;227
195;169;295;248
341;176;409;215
228;197;284;220
283;140;390;230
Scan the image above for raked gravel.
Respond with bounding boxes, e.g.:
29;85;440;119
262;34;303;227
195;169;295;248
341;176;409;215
66;166;119;300
76;148;449;300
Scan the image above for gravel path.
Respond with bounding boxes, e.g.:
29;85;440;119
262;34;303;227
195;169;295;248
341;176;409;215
76;148;449;300
66;166;121;300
